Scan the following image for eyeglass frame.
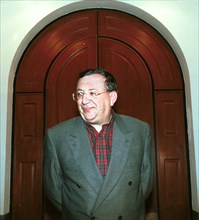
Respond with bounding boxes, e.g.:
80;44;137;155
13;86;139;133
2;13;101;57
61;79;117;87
72;90;108;102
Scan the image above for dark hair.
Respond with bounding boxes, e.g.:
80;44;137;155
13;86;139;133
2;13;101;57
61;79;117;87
78;69;118;92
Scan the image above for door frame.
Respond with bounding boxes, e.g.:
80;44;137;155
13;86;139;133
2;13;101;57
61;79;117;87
7;0;194;216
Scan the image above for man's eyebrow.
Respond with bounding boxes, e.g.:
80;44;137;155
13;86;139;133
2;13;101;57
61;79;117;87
76;88;98;91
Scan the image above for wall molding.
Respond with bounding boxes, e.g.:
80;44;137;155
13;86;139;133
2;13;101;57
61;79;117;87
193;211;199;220
0;213;10;220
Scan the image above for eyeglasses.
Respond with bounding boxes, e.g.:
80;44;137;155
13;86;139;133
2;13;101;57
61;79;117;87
72;90;107;101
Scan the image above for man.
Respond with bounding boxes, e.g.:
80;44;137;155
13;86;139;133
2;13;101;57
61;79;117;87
44;69;154;220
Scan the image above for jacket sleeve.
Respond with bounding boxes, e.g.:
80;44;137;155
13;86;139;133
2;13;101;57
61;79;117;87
43;129;62;211
141;125;154;200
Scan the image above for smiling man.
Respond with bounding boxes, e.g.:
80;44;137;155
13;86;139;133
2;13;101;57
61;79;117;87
44;69;154;220
74;72;117;130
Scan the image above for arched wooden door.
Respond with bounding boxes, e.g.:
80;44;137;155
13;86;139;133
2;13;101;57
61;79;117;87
12;9;191;220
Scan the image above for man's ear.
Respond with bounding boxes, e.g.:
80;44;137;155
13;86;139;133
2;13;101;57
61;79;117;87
109;91;118;106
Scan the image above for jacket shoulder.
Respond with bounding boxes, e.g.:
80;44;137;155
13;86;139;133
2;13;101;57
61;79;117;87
115;113;149;128
47;116;81;133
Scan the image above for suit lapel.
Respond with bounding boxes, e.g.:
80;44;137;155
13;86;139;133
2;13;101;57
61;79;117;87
68;117;103;194
92;116;134;211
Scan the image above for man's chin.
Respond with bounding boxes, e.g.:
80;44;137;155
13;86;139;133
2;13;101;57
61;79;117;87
84;117;96;124
81;113;96;123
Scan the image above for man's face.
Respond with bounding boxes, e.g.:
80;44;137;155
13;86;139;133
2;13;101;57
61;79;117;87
76;74;117;126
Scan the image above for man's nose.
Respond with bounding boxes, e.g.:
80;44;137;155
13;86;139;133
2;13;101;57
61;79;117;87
81;93;90;103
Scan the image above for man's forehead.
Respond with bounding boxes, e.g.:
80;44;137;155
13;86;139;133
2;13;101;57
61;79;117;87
77;74;106;88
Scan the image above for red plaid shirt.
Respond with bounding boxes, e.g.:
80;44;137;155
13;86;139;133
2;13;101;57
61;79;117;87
85;117;114;176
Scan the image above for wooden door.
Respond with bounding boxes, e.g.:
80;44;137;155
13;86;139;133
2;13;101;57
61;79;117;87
12;9;191;220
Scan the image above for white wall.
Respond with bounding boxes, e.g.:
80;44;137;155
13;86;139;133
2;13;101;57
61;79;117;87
0;0;198;215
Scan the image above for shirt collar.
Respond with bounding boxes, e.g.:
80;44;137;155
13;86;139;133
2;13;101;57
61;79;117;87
85;115;114;132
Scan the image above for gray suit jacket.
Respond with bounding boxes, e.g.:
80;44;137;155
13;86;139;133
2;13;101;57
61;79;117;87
44;112;154;220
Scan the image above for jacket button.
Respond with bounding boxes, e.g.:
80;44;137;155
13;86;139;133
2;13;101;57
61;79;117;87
118;216;122;220
76;184;81;188
128;181;132;185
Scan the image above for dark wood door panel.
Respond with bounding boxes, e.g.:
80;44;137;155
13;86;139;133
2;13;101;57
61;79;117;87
46;37;98;129
16;10;98;92
155;91;191;220
12;93;43;220
98;10;183;90
98;37;153;127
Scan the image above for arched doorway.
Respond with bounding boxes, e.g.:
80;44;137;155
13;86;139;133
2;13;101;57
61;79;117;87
11;8;191;220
